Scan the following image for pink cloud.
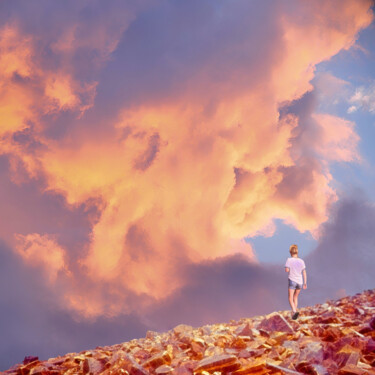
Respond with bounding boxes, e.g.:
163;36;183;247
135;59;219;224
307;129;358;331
14;233;70;283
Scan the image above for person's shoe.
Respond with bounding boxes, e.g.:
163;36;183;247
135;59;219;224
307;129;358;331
292;312;299;320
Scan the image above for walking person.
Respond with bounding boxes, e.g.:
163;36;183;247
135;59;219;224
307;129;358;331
285;244;307;320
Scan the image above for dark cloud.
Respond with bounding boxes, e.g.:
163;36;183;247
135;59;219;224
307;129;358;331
145;254;288;331
305;194;375;301
276;162;315;200
95;0;282;113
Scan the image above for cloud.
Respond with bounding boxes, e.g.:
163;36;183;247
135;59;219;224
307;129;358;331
305;194;375;301
14;233;70;283
348;81;375;113
0;0;373;326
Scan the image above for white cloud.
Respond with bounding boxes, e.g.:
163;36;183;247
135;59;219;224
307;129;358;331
348;82;375;114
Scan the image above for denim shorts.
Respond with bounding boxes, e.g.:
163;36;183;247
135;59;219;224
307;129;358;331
288;279;302;290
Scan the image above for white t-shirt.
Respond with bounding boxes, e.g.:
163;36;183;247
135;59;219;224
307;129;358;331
285;257;305;285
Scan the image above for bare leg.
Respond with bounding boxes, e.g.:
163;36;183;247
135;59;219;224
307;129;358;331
288;289;296;313
293;288;301;311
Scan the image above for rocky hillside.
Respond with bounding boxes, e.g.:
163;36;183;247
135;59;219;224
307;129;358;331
4;289;375;375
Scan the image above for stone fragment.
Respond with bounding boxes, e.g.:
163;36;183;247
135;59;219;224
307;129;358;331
319;310;342;324
143;351;171;368
234;323;253;337
174;325;194;336
321;326;342;342
18;360;43;375
295;362;329;375
203;346;223;357
369;316;375;330
171;360;196;375
133;349;151;361
73;354;87;363
171;367;192;375
270;331;289;344
257;313;294;334
358;325;372;335
250;328;260;337
128;362;149;375
365;338;375;353
146;331;159;339
265;361;302;374
230;367;270;375
191;338;206;356
82;357;104;375
230;359;267;374
335;345;360;367
23;357;39;365
29;366;57;375
155;365;173;374
299;341;324;364
348;328;365;338
194;354;239;372
337;364;366;375
230;337;247;349
46;358;66;366
102;369;128;375
237;349;259;359
120;353;149;375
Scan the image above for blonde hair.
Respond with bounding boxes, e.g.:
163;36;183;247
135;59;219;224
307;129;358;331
289;244;298;256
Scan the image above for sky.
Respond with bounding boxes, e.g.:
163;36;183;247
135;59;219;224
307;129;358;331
0;0;375;371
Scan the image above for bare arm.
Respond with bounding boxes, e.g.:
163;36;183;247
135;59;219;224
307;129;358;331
302;269;307;285
285;267;290;273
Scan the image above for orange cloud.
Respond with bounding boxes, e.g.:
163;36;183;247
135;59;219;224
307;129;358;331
14;233;69;283
274;0;373;103
0;1;373;318
0;25;35;136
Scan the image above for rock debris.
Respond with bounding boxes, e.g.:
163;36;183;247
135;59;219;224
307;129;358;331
3;289;375;375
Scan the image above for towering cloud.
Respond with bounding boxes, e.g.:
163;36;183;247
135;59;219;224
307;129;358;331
0;0;373;322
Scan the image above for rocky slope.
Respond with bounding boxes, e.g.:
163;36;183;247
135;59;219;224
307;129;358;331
4;289;375;375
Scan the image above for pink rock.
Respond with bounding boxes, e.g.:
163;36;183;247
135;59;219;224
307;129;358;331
234;323;253;337
257;312;294;334
23;356;39;365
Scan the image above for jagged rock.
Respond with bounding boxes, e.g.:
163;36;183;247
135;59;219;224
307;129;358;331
337;364;367;375
82;357;105;374
365;338;375;353
23;357;39;365
230;358;267;374
173;325;193;336
234;323;253;337
295;361;329;375
335;345;360;367
194;354;240;372
143;351;171;369
257;312;294;334
299;341;324;363
155;364;173;374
